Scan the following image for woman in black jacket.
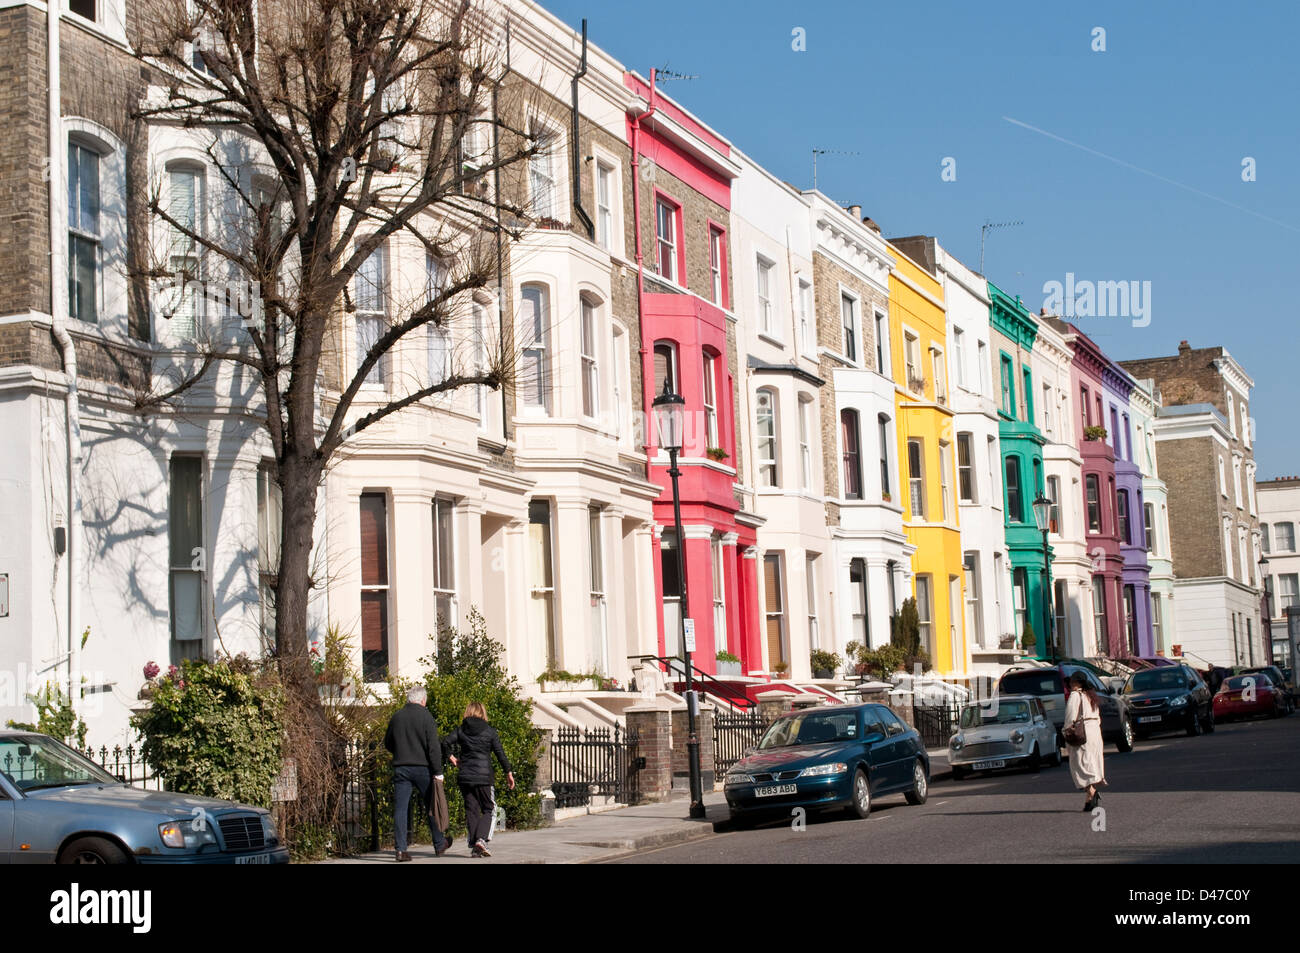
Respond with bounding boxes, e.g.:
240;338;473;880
444;701;515;857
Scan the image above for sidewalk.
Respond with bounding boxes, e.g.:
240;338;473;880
318;747;949;865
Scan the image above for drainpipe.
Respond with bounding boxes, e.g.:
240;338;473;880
569;20;593;241
629;69;658;473
48;2;82;715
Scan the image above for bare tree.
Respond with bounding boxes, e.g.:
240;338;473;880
130;0;540;715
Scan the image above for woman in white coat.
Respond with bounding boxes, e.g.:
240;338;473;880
1064;670;1105;810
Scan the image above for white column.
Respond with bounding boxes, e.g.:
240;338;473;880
391;491;430;681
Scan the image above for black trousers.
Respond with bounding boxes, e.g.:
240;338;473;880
461;783;495;845
394;765;449;853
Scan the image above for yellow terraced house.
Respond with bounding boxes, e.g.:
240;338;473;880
887;242;968;674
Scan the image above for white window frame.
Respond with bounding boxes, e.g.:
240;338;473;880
165;162;206;341
798;395;813;492
939;440;952;522
520;283;551;413
798;279;815;356
528;116;562;220
355;244;388;388
702;351;719;450
580;296;600;419
712;536;728;653
756;255;775;337
840;290;858;363
806;554;820;651
874;311;889;376
433;497;457;630
957;432;976;504
594;156;618;252
756;389;779;488
908;437;926;521
709;227;725;306
952;326;966;389
655;197;679;284
68;139;102;324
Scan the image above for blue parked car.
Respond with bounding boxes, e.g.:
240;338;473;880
724;703;929;826
0;730;289;864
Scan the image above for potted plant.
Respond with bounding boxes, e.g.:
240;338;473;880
706;447;729;463
810;649;842;680
1021;621;1038;656
715;650;742;677
1084;425;1108;442
138;661;161;700
881;491;893;503
772;661;790;677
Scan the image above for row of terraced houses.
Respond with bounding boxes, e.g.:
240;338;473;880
0;0;1278;745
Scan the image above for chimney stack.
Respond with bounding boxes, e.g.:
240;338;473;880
1178;340;1191;356
846;204;862;220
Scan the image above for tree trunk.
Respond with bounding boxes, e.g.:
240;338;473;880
275;450;324;709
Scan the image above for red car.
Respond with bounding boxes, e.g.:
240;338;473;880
1213;674;1289;721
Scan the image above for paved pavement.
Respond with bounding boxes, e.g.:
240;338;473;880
320;746;951;865
608;716;1300;864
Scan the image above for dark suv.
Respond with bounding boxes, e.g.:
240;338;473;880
1122;664;1214;737
997;664;1134;752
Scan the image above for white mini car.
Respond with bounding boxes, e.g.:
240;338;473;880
948;695;1061;779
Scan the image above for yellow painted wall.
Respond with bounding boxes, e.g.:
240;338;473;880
888;249;968;674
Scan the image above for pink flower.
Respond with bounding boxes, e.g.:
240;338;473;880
143;661;160;680
167;664;180;680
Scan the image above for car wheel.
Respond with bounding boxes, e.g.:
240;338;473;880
1028;745;1041;773
1187;711;1203;736
1204;709;1215;733
1050;744;1063;767
850;768;872;819
1116;717;1135;752
60;836;129;865
950;764;966;781
904;759;928;805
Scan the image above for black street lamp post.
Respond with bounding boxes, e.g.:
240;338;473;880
653;380;705;819
1032;494;1055;661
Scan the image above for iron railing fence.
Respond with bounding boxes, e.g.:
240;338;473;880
713;709;766;774
549;724;640;808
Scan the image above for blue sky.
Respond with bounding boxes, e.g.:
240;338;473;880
542;0;1298;477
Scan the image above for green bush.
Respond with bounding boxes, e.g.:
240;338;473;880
423;609;543;834
132;656;284;806
6;682;88;749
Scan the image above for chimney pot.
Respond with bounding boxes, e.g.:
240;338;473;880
847;204;862;220
1178;340;1191;355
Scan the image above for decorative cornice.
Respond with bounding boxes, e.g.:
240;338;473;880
987;281;1038;350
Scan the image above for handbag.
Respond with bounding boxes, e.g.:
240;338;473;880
1062;715;1087;747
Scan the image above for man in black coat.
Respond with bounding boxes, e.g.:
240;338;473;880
383;685;450;861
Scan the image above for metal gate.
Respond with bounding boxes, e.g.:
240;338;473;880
713;709;766;774
912;701;962;749
550;724;640;808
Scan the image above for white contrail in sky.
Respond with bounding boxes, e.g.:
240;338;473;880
1002;115;1300;234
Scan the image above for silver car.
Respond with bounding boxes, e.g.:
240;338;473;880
0;730;289;864
948;695;1061;779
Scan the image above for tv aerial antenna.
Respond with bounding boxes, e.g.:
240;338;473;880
812;148;860;191
979;219;1023;274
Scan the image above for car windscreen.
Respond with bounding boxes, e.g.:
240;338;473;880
1222;675;1271;691
1126;669;1186;692
960;700;1030;727
759;711;860;749
999;671;1062;697
0;734;119;790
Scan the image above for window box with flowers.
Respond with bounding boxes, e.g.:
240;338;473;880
1084;425;1108;442
706;447;729;463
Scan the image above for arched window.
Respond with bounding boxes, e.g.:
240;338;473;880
756;389;779;487
520;283;551;412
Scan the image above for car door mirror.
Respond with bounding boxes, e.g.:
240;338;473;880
862;731;885;745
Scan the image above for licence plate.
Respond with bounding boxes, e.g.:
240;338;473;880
971;759;1005;770
235;853;272;864
1137;716;1162;724
754;783;797;798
